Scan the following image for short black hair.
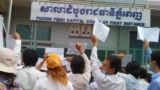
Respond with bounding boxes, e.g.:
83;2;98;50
23;49;38;67
125;61;140;79
70;55;85;74
151;50;160;68
146;73;152;83
106;55;121;74
139;67;147;79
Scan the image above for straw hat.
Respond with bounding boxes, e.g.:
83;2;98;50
0;48;17;75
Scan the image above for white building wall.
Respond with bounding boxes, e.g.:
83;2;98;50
10;6;159;54
11;7;119;50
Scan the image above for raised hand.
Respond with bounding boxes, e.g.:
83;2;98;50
36;53;48;70
144;39;150;49
91;35;98;47
75;42;84;54
43;54;48;60
12;32;21;40
66;56;72;62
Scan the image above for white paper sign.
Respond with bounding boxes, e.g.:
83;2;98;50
93;18;110;42
0;16;3;48
121;54;132;67
112;54;132;67
66;42;87;55
45;48;64;60
137;26;160;42
62;59;71;72
6;35;16;50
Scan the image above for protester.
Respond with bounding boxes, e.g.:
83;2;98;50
90;35;126;90
138;67;149;90
143;39;154;74
67;42;91;90
115;39;153;90
142;39;160;90
15;49;46;90
144;39;152;61
147;50;160;90
33;53;73;90
123;61;140;90
0;48;22;90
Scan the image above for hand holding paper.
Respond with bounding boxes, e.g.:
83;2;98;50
144;39;150;49
75;42;84;55
12;32;21;40
137;26;160;42
66;42;87;55
93;18;110;42
91;35;98;47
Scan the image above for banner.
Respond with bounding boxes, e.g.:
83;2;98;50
30;2;151;27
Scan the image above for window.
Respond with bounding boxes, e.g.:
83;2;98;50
16;25;32;40
16;24;52;41
36;26;51;41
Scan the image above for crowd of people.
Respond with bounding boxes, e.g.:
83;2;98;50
0;32;159;90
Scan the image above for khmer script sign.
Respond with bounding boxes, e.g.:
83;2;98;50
30;2;150;27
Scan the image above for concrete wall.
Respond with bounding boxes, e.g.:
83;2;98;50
10;7;160;53
10;7;119;50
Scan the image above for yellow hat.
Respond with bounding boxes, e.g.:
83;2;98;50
46;53;62;69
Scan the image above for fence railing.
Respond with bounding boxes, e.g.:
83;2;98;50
22;42;158;67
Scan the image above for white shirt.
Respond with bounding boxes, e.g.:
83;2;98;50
33;77;73;90
90;47;126;90
15;67;46;90
13;40;21;61
118;72;140;90
138;79;149;90
67;53;91;90
88;82;98;90
12;40;22;69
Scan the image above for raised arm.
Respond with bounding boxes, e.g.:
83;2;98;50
76;42;91;82
12;32;22;68
144;39;152;60
12;32;21;53
36;54;48;70
90;35;105;81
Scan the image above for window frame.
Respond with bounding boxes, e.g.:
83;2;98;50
16;23;53;48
